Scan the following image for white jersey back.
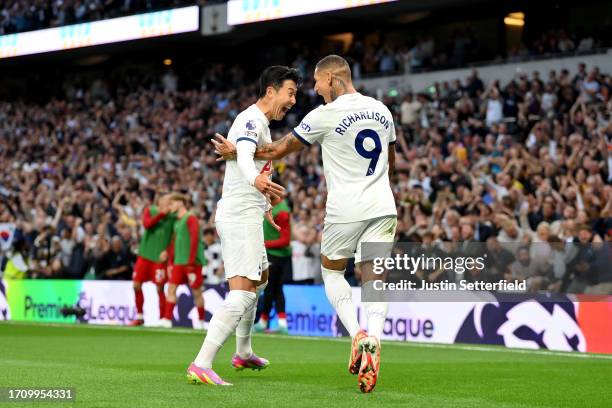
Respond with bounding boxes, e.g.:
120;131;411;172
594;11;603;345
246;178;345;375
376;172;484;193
215;104;272;224
293;93;397;224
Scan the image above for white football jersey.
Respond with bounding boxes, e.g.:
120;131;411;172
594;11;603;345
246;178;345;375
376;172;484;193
215;104;272;223
293;93;397;223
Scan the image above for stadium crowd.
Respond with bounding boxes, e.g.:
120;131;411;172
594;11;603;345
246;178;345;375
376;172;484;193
1;0;610;79
0;59;611;294
339;28;611;77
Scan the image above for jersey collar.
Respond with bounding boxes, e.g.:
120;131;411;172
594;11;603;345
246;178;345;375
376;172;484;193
332;92;360;104
252;104;270;126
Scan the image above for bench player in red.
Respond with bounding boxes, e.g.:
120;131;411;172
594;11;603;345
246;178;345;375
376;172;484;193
159;193;206;329
130;193;175;326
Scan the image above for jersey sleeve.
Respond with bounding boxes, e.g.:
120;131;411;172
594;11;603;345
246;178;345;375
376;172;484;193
236;117;264;185
237;140;259;185
142;207;166;229
292;106;328;146
236;117;265;146
383;104;397;144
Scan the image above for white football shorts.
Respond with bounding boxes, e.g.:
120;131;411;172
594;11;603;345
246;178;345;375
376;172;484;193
321;215;397;263
216;221;269;282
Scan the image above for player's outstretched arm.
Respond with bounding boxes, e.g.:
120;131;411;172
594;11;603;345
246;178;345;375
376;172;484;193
213;132;305;161
254;132;305;160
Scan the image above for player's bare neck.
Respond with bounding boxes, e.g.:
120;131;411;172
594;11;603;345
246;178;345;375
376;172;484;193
255;99;274;121
177;208;187;219
330;78;356;102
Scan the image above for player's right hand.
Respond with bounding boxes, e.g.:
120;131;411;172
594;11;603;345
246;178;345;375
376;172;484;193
212;133;237;161
159;250;168;263
254;170;285;201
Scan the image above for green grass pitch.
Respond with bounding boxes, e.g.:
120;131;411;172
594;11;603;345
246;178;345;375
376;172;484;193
0;322;611;408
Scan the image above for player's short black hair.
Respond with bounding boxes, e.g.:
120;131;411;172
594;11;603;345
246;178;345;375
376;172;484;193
203;227;215;236
258;66;301;99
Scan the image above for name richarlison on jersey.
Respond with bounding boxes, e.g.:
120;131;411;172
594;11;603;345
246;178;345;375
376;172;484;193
334;111;391;136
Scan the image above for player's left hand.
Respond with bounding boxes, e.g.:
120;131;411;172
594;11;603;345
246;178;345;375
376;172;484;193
212;133;237;161
265;210;281;231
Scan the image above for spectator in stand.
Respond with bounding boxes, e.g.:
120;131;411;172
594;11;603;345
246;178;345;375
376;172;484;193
507;246;540;289
581;69;601;103
97;236;135;280
378;46;397;74
564;225;599;293
203;227;223;285
585;229;612;294
482;84;504;127
557;31;575;53
400;92;422;128
2;238;30;279
485;236;515;281
291;223;321;284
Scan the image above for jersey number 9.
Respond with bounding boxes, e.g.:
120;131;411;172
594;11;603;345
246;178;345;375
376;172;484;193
354;129;382;176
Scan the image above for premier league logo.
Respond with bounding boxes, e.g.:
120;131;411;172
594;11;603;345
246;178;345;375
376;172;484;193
455;295;586;352
246;120;256;130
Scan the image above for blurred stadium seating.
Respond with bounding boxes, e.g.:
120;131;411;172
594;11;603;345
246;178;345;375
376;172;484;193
0;0;611;296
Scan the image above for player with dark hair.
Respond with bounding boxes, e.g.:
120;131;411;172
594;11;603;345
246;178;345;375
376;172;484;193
129;193;174;326
214;55;397;393
159;194;206;329
186;66;299;386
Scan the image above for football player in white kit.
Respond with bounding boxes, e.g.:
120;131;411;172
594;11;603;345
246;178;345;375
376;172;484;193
214;55;397;393
186;66;300;386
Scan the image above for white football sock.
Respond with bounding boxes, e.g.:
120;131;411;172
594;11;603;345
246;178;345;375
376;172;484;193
363;301;388;341
235;281;267;358
361;281;388;341
194;290;256;368
322;267;361;338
